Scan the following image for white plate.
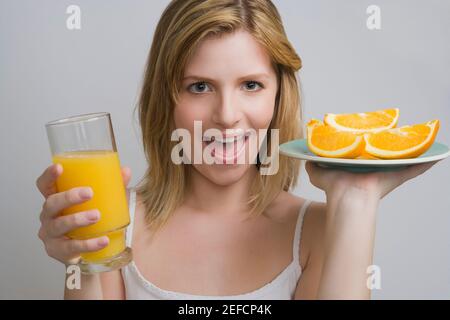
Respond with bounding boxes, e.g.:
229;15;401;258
279;139;450;172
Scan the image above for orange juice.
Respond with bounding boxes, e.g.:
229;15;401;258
52;150;130;262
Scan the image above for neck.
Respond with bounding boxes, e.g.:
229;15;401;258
184;165;259;216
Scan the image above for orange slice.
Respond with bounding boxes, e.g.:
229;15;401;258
363;120;440;159
324;108;399;134
355;150;381;160
307;119;365;158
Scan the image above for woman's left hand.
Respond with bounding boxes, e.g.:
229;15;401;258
305;159;441;200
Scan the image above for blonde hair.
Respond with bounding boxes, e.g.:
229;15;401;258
135;0;303;232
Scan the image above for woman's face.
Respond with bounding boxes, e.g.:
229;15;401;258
174;29;278;186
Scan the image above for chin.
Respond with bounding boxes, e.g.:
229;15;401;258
193;163;254;187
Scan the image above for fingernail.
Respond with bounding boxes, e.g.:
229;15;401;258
87;210;100;221
98;237;109;246
79;188;93;199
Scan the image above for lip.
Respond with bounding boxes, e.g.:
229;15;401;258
202;135;249;164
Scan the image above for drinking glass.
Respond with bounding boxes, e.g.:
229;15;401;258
45;112;132;274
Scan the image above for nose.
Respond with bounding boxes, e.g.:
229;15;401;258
211;90;242;128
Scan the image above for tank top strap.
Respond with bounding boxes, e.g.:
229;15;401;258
292;199;313;265
125;187;137;248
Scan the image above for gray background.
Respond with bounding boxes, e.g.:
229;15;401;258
1;0;449;299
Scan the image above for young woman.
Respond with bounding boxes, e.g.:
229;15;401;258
35;0;438;299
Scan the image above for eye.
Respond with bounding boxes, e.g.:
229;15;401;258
188;82;212;94
243;81;264;92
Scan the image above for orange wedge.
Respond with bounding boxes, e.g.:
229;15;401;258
364;120;440;159
307;119;365;158
356;150;381;160
324;108;399;134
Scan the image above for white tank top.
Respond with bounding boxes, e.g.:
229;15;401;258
121;188;312;300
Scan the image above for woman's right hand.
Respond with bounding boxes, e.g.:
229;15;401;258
35;163;132;266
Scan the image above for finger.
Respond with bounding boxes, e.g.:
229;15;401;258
43;237;81;264
394;161;438;187
41;187;93;221
121;166;131;187
62;236;110;255
48;209;100;238
305;160;336;177
36;164;63;199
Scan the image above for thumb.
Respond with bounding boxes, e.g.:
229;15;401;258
400;160;439;183
121;166;132;187
305;161;323;189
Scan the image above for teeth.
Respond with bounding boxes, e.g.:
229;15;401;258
203;136;242;144
203;130;249;144
217;135;243;144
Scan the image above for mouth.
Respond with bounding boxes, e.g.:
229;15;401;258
202;129;252;164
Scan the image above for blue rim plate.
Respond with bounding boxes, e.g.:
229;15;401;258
279;139;450;172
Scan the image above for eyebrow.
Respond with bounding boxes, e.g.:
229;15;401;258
182;73;271;82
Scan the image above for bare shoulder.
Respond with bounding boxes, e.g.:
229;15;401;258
267;191;325;226
266;192;327;268
264;191;305;223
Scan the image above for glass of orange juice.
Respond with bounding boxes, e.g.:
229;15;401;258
45;112;132;274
